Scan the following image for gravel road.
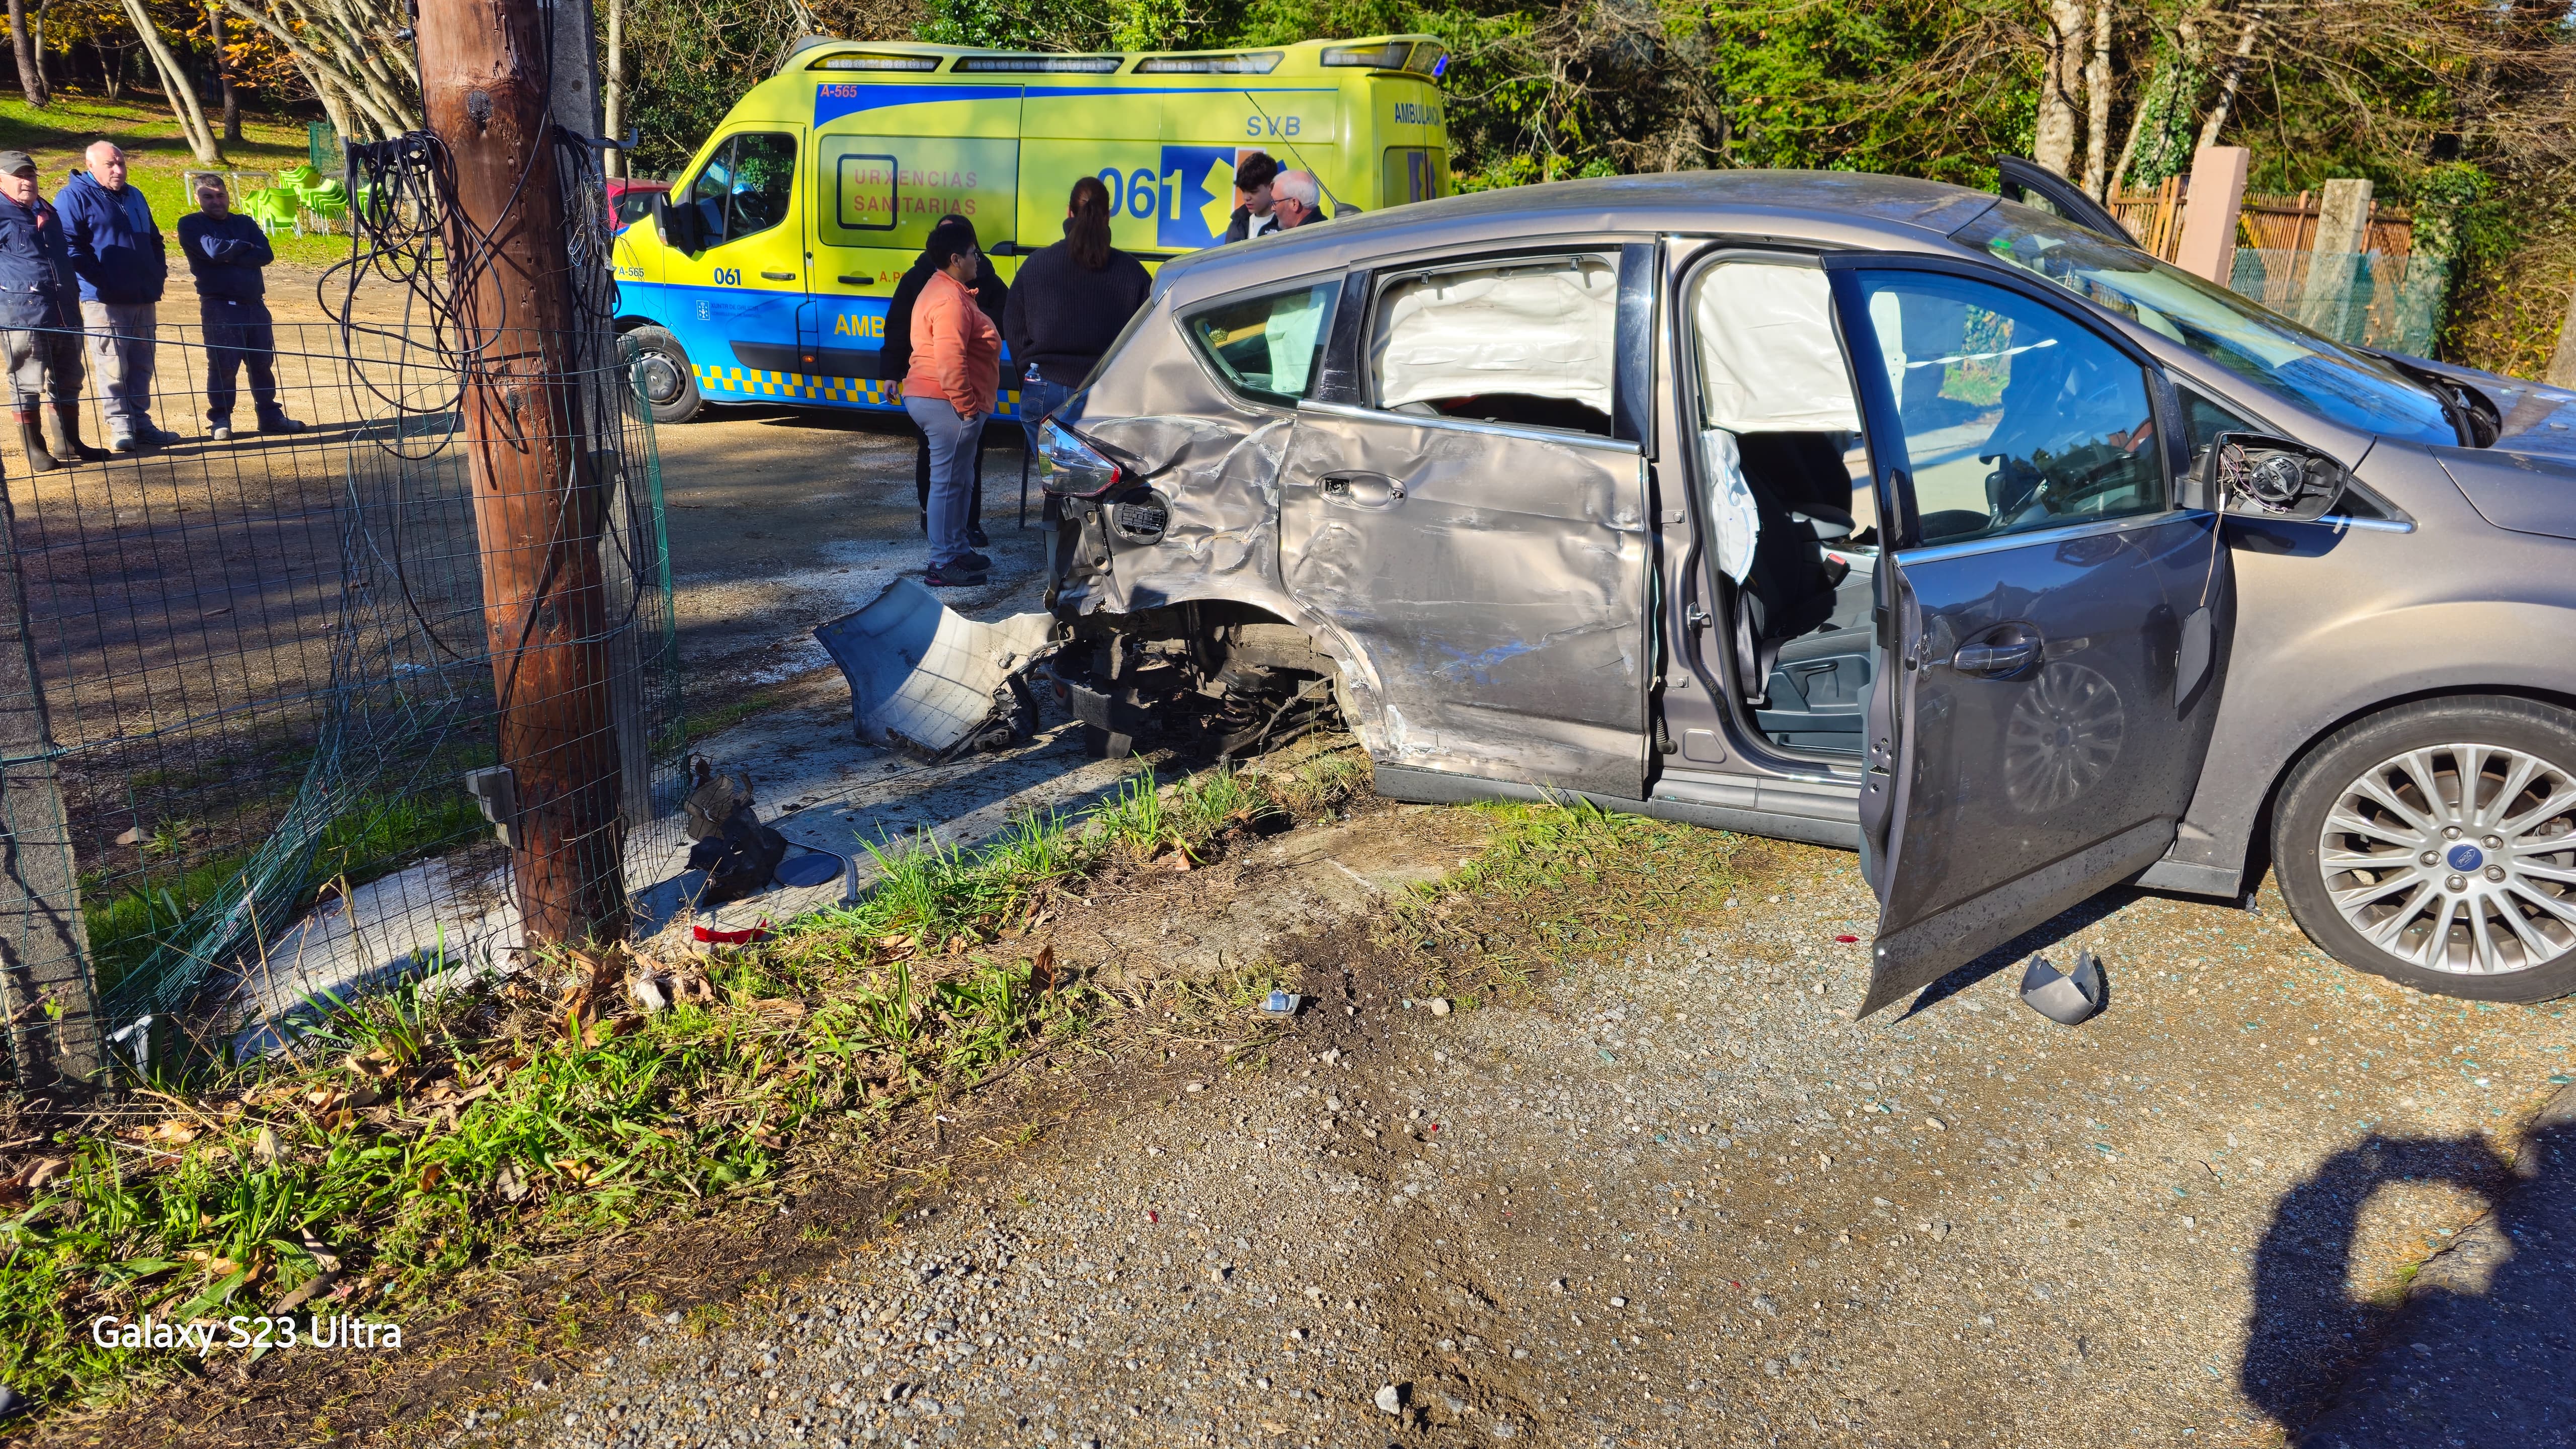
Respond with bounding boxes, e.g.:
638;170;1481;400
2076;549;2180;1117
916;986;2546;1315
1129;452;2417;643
459;833;2572;1449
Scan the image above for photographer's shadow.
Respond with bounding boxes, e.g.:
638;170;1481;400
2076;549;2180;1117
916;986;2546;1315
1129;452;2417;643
2238;1111;2576;1446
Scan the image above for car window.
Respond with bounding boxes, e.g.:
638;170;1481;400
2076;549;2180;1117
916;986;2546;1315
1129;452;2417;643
2179;387;2259;476
686;133;796;246
1855;270;2164;544
1182;281;1341;408
1370;252;1618;437
1953;205;2457;446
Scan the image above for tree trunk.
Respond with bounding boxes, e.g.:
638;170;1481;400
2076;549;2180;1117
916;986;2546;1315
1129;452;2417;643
2196;6;2264;151
99;43;120;101
123;0;223;164
2546;284;2576;388
2082;0;2113;197
602;0;623;180
7;0;46;106
208;3;240;142
2034;0;2087;177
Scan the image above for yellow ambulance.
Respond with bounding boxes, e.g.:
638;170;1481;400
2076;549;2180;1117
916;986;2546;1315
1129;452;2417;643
612;34;1454;423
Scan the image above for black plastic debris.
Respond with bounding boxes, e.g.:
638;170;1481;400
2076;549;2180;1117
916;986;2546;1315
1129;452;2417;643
2020;948;2105;1024
682;759;788;905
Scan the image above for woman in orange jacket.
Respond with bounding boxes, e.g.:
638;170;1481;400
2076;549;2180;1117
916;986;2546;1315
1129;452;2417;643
901;224;1002;586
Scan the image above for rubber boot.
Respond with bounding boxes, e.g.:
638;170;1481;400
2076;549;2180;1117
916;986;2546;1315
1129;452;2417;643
14;410;59;473
44;405;109;462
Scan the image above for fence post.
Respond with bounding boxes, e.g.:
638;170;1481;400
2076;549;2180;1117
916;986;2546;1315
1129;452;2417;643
415;0;628;949
0;477;101;1092
2298;178;2373;339
2175;145;2249;286
2549;287;2576;389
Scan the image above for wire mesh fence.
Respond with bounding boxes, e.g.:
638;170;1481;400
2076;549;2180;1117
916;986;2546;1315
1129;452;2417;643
0;313;681;1090
2227;249;2450;355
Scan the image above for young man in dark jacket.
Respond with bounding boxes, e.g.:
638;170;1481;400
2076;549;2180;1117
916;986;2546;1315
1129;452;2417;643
56;141;176;451
881;213;1006;547
0;150;84;471
1220;152;1282;242
177;178;305;440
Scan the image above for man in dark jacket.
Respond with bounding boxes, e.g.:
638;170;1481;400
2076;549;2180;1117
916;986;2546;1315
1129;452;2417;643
881;213;1006;547
0;150;79;471
177;178;305;440
56;141;175;451
1220;152;1282;243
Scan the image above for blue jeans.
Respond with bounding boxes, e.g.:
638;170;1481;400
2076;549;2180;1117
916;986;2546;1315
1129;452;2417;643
905;394;985;568
1017;374;1075;457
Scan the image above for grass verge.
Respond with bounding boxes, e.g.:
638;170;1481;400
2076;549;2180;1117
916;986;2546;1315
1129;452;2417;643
0;750;1371;1420
1384;797;1763;1006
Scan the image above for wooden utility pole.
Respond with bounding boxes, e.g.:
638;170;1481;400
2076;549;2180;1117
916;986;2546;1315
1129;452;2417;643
416;0;627;948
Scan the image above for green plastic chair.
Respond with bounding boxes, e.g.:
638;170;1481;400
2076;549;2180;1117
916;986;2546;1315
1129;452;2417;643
238;187;300;236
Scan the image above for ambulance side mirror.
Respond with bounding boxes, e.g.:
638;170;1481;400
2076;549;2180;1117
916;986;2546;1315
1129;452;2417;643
653;192;701;254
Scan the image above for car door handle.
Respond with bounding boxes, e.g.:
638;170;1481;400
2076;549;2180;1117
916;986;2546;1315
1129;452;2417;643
1951;626;2041;678
762;270;796;281
836;274;875;286
1321;473;1403;506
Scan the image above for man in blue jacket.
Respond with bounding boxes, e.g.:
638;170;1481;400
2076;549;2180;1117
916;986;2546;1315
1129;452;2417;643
177;178;303;439
0;150;76;471
56;140;177;452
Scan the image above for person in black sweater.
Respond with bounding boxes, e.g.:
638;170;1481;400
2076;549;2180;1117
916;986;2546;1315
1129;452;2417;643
176;178;305;439
1003;176;1151;459
881;213;1006;546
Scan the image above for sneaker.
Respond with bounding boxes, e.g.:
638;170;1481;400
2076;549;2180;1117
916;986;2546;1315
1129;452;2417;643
950;549;994;572
965;524;991;549
924;560;988;588
257;415;309;435
134;423;183;447
108;432;136;454
207;422;232;441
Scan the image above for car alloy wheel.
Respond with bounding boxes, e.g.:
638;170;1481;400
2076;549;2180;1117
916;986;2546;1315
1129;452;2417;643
2275;696;2576;1003
2319;742;2576;974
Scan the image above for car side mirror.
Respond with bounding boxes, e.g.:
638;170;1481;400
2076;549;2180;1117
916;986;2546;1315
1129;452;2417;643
2203;431;2348;522
653;192;698;253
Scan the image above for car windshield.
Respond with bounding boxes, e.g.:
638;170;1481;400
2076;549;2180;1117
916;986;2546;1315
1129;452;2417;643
1952;205;2459;446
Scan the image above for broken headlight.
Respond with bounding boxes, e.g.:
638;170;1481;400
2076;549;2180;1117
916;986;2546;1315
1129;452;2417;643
1037;417;1124;499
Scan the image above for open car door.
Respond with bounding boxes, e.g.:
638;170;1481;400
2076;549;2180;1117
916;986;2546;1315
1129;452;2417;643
1992;156;2136;247
1830;257;2232;1016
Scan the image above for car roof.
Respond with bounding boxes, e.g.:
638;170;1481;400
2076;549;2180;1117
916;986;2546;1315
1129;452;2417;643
1152;169;2000;303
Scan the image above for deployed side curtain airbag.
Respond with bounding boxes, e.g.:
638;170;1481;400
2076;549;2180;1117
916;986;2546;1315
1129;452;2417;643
1373;255;1619;415
1693;263;1862;433
1700;428;1760;582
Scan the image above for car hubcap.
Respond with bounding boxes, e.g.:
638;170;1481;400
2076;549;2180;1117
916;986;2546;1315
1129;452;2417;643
634;352;683;405
2319;742;2576;975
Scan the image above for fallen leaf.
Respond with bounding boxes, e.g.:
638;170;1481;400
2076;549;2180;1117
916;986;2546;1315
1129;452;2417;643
418;1162;444;1191
252;1125;280;1164
114;826;142;847
146;1120;200;1146
1030;944;1056;994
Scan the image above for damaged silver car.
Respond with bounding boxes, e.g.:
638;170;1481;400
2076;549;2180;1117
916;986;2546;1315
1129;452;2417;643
1031;170;2576;1014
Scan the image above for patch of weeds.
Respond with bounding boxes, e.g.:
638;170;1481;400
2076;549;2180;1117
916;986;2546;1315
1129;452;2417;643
5;756;1314;1421
685;1302;731;1335
1386;798;1759;1000
1256;745;1372;822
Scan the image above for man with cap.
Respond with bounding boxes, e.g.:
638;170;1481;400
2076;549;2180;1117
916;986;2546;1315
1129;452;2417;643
56;140;176;452
178;176;305;440
880;212;1006;548
0;150;91;472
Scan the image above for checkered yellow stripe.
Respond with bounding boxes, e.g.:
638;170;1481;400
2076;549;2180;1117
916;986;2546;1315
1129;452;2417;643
694;365;1020;413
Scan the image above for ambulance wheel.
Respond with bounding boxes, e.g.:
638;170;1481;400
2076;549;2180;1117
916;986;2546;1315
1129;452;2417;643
627;326;702;424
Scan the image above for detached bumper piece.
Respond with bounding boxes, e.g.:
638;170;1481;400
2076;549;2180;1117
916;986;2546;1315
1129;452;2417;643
814;578;1055;759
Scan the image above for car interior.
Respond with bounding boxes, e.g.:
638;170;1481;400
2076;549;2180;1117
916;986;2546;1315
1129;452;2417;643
1688;258;1882;759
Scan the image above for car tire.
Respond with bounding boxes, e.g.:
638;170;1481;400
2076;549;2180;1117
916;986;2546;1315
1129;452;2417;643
2272;695;2576;1003
626;325;702;425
